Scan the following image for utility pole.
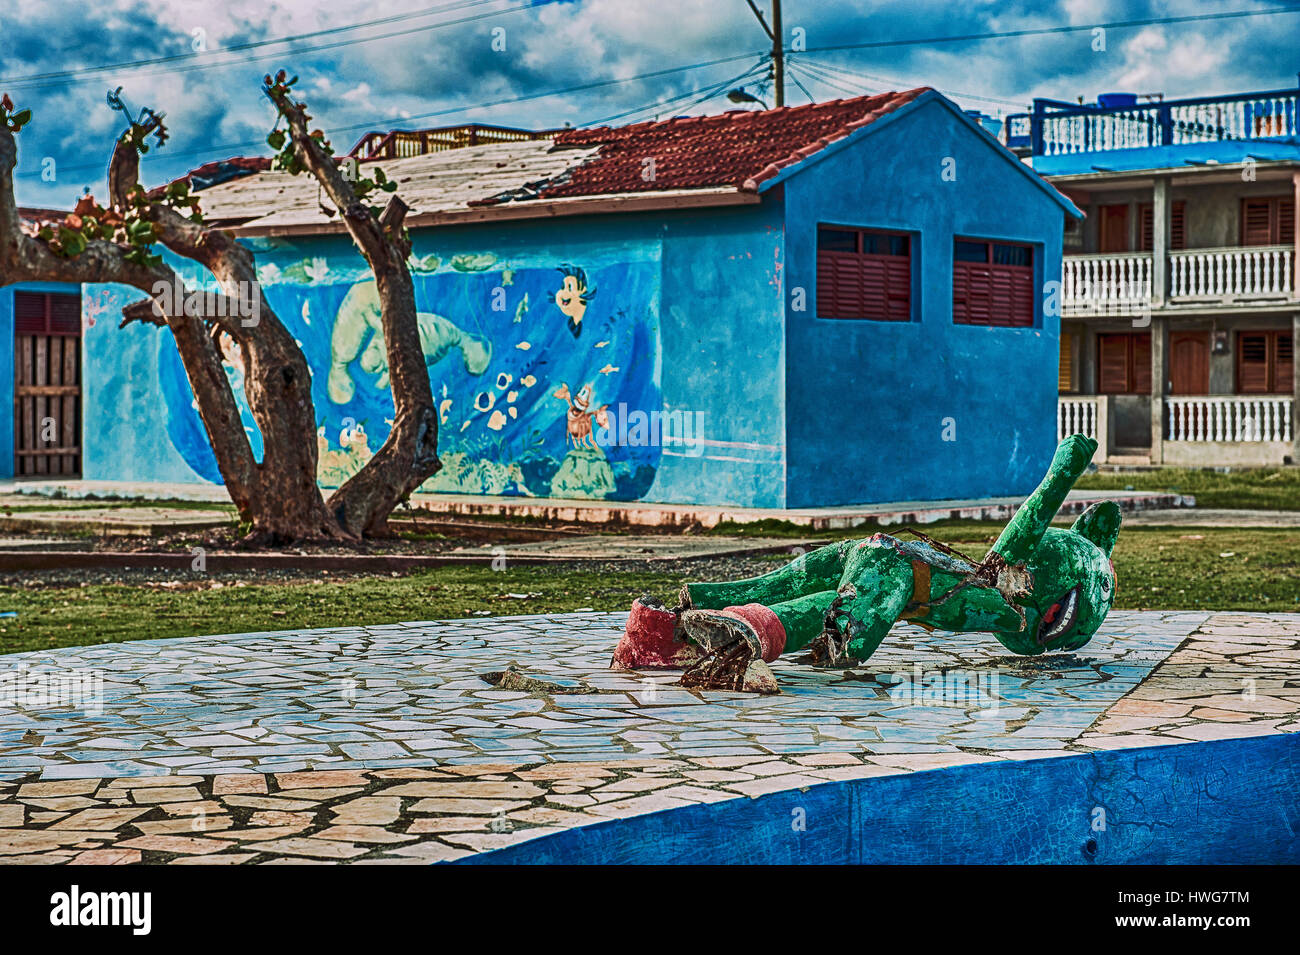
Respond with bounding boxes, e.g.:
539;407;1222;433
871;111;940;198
772;0;784;107
745;0;784;107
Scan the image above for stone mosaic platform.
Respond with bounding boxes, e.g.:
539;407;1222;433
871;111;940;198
0;610;1296;864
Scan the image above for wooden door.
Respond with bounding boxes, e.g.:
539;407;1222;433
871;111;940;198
13;290;82;476
1169;331;1209;394
1098;204;1130;253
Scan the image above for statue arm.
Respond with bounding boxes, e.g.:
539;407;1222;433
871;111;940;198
988;434;1098;565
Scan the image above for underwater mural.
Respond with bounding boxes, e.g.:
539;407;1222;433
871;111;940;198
150;238;665;501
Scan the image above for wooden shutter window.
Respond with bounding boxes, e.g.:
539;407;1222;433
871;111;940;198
1242;196;1295;246
816;227;912;321
952;239;1034;327
1059;332;1074;392
1132;333;1152;394
1097;334;1130;393
1276;333;1294;392
1238;330;1294;393
14;291;81;335
1097;332;1151;394
1139;201;1186;251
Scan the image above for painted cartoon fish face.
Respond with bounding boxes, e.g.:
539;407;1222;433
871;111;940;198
995;501;1121;655
555;275;588;322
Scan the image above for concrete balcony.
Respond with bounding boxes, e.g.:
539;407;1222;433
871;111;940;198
1164;395;1294;466
1062;253;1151;316
1057;395;1111;463
1058;394;1295;467
1062;246;1295;316
1169;245;1294;302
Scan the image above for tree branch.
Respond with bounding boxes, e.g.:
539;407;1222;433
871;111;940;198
266;74;439;536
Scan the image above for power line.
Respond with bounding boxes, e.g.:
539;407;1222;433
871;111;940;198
1;0;559;92
13;51;766;180
0;0;507;87
796;58;1027;108
800;6;1300;54
14;4;1294;182
784;64;816;104
579;59;768;127
786;61;866;99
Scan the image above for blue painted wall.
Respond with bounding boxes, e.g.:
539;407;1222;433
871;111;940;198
658;202;786;507
459;734;1300;865
78;207;789;507
779;95;1069;507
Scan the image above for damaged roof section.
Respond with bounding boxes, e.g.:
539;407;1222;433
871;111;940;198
195;139;606;234
186;88;944;236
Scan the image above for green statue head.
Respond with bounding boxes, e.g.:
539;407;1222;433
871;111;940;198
994;501;1121;655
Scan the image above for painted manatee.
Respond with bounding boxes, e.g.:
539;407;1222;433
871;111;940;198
327;279;491;404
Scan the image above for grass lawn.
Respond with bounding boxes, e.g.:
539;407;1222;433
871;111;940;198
1074;467;1300;510
1;523;1297;655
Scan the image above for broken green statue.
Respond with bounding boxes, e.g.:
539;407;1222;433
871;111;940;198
611;434;1121;692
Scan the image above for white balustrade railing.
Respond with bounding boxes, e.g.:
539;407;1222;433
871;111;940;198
1166;396;1293;443
1037;92;1298;156
1058;397;1100;442
1167;95;1297;144
1169;246;1294;300
1061;252;1152;310
1041;108;1159;155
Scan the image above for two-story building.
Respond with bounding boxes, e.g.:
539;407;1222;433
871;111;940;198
1008;84;1299;467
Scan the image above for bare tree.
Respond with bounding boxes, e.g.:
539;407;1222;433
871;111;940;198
0;75;441;542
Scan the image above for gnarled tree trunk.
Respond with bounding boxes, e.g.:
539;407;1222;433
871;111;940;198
0;80;441;543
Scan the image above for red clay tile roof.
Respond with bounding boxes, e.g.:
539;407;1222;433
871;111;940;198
483;88;929;203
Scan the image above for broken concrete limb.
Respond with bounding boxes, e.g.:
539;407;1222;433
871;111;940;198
609;595;698;669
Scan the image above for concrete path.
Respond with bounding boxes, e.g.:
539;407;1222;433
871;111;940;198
1116;508;1300;527
0;507;232;537
0;478;1191;530
449;535;821;560
0;610;1294;864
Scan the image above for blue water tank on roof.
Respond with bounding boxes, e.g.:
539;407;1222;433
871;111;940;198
1097;92;1139;108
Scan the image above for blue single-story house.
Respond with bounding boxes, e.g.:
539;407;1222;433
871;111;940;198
1;88;1081;508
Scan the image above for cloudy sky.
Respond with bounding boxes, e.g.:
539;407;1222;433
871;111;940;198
4;0;1298;207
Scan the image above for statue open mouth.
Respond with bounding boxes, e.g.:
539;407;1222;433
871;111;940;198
1037;586;1079;646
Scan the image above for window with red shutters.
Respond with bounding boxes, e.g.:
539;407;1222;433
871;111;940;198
952;238;1034;327
14;291;81;335
1237;330;1293;393
1097;332;1152;394
1241;196;1296;246
1139;201;1186;251
816;226;912;321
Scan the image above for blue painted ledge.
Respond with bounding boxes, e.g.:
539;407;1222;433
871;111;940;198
457;734;1300;864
